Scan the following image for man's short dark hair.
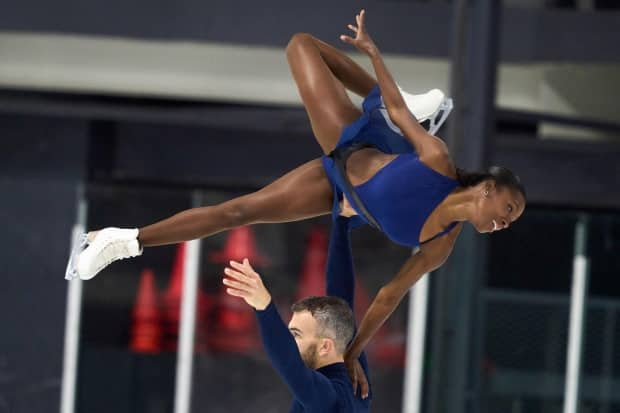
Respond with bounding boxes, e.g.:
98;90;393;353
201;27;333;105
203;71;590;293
291;296;355;354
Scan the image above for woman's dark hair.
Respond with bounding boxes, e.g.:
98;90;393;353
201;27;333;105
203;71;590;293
456;166;527;201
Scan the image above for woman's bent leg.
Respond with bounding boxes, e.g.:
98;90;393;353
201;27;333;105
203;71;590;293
286;33;362;155
311;36;377;98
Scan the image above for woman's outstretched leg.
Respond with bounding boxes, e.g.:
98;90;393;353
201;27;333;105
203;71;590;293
73;159;333;279
286;33;372;154
138;159;332;246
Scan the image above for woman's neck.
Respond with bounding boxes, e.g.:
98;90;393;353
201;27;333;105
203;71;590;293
439;186;479;225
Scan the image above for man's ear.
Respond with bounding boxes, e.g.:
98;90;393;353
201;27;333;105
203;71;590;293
318;338;334;356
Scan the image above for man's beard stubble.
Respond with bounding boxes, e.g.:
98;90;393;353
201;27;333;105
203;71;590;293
301;343;318;369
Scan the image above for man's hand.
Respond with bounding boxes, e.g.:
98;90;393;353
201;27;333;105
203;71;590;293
339;9;378;57
223;258;271;310
345;353;370;399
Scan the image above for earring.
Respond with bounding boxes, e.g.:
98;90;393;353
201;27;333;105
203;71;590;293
484;189;489;197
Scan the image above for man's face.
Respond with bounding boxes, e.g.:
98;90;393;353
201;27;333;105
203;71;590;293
288;310;321;369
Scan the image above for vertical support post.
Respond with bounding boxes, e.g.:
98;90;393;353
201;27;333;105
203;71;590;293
427;0;467;409
600;307;615;413
562;216;589;413
60;195;87;413
402;270;430;413
427;0;501;412
173;191;203;413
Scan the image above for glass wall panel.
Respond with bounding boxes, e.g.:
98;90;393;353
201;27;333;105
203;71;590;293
76;185;412;412
481;209;620;413
189;189;411;412
77;186;191;413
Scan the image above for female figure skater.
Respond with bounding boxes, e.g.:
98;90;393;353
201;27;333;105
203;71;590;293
69;10;525;395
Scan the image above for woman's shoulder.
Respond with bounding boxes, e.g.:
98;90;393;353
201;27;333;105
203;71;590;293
417;148;458;181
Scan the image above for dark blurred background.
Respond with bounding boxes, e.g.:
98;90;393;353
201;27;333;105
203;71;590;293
1;1;619;412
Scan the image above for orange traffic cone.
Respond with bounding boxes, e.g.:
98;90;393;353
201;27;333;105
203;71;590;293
295;226;328;301
351;276;369;322
369;325;406;367
161;242;211;353
209;226;269;266
208;285;259;354
130;269;162;353
365;277;405;367
208;227;264;354
349;273;405;366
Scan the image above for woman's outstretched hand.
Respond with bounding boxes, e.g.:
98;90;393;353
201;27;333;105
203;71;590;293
345;352;370;399
340;9;378;57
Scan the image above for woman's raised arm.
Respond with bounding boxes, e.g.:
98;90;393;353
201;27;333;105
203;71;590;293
340;9;449;160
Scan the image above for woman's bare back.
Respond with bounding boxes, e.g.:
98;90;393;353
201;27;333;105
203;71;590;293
346;147;398;186
338;148;397;217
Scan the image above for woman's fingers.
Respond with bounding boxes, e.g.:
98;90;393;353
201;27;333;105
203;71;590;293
342;9;368;48
357;10;366;32
351;368;358;392
345;358;358;391
340;34;354;44
356;362;369;399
